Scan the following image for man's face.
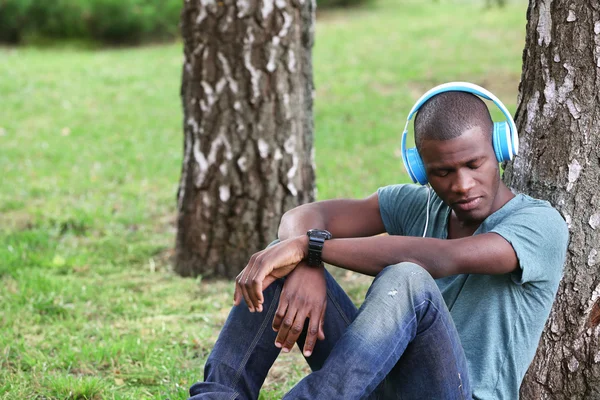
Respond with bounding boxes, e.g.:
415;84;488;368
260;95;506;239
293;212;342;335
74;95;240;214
418;126;501;225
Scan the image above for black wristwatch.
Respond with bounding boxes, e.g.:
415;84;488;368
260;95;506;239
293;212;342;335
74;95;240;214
306;229;332;267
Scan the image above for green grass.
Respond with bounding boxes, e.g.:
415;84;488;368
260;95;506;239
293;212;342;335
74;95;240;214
0;0;527;398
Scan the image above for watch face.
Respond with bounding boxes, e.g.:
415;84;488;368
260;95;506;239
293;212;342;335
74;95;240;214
307;229;332;240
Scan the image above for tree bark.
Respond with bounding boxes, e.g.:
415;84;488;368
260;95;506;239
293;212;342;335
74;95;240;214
176;0;316;278
505;1;600;398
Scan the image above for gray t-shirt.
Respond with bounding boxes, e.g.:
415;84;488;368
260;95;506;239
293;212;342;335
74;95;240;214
377;184;569;400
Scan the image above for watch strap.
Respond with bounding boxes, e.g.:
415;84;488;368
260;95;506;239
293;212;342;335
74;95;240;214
307;236;326;266
306;229;331;267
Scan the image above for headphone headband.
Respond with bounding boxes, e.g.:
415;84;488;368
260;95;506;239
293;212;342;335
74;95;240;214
401;82;519;185
405;82;518;153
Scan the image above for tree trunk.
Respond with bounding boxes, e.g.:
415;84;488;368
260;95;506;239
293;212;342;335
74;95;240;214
504;1;600;398
176;0;316;278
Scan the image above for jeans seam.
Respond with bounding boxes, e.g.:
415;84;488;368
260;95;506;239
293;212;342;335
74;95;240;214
361;311;419;398
418;299;469;399
326;287;352;326
362;299;467;399
231;284;282;390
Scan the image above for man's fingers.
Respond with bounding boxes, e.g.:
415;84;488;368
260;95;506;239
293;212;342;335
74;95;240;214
251;260;276;311
275;305;298;351
262;274;278;293
233;279;242;306
303;308;322;357
239;251;264;311
318;302;326;341
238;269;254;312
250;262;265;312
282;310;308;354
273;294;289;332
245;257;262;311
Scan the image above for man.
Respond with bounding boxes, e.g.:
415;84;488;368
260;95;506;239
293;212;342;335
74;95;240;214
189;87;569;399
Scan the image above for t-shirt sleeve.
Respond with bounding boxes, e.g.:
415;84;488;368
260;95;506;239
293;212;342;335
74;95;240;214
489;204;569;286
377;184;429;236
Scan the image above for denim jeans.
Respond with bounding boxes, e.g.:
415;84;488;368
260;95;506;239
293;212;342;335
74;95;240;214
189;263;472;399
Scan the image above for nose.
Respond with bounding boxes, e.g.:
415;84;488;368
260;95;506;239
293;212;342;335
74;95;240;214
451;169;476;195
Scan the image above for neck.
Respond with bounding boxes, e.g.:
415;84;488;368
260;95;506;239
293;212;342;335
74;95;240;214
490;182;515;215
448;214;480;238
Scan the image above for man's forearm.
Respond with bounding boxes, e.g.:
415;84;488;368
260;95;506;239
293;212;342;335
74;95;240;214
278;195;386;241
278;206;457;277
321;236;457;278
278;204;326;241
321;233;518;278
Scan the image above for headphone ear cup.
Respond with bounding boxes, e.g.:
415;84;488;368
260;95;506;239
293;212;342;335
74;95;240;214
492;122;513;162
406;147;428;185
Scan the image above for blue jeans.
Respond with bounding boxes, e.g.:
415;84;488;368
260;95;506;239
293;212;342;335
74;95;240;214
189;263;472;399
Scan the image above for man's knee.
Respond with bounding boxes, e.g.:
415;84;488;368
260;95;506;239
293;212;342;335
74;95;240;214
380;262;431;280
376;262;436;292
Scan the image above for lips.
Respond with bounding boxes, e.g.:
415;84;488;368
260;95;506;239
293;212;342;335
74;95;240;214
453;196;482;212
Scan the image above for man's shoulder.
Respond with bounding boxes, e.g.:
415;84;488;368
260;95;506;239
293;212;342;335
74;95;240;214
508;193;567;227
513;193;553;208
377;183;424;197
377;184;434;236
484;193;569;247
482;193;569;287
486;193;569;256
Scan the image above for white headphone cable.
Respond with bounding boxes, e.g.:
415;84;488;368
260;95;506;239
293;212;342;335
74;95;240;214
423;185;431;238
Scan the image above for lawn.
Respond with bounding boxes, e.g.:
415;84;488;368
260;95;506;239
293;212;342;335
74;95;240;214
0;0;527;398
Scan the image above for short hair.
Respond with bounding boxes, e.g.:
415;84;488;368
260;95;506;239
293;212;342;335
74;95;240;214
413;91;493;150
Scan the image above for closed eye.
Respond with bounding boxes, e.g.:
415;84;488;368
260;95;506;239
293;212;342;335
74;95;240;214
434;169;451;177
467;158;484;169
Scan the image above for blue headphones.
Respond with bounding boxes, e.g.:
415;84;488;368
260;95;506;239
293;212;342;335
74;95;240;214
401;82;519;185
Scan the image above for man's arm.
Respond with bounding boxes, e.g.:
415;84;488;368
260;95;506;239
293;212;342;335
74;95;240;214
278;191;517;279
277;193;386;240
321;232;519;278
238;192;385;308
236;192;385;308
235;192;386;357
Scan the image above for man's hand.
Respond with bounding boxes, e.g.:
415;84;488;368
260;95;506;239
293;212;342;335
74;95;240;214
234;236;308;313
272;262;327;357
